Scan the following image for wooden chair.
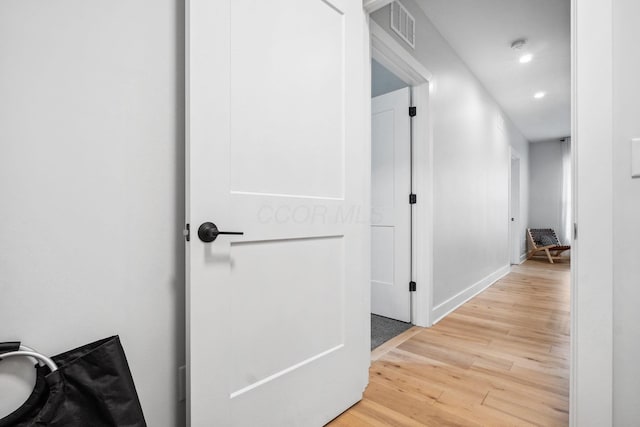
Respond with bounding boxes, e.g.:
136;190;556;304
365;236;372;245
526;228;570;264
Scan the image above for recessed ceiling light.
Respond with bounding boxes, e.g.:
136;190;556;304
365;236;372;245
519;54;533;63
534;91;546;99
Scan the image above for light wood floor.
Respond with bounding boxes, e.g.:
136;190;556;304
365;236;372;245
330;259;570;426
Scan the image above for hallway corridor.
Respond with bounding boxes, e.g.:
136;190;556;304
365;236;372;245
330;259;570;426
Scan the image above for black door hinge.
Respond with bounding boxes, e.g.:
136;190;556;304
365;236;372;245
183;224;190;242
409;194;417;204
409;281;416;292
409;106;417;117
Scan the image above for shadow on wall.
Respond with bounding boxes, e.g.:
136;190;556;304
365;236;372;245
173;1;187;426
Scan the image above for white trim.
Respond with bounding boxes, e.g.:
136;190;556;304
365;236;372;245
370;21;432;84
569;0;577;422
363;13;373;361
411;82;433;328
571;0;613;425
369;19;433;328
508;147;522;266
364;0;393;14
519;252;528;264
431;265;511;325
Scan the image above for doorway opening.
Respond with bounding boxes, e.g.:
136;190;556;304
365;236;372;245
359;1;574;424
368;19;434;335
370;59;413;349
509;151;522;265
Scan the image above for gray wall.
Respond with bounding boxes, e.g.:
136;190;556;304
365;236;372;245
372;1;530;309
372;59;408;97
0;1;185;425
613;0;640;423
529;140;563;233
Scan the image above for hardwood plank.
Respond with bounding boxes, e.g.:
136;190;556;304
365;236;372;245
346;400;427;427
327;259;570;426
328;412;371;427
371;326;423;361
369;364;445;402
483;392;568;426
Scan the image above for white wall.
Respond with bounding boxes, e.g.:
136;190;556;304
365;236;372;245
529;140;564;233
371;1;530;312
0;1;185;426
572;0;614;423
612;0;640;423
574;1;640;423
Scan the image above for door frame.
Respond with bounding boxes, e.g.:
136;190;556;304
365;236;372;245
368;19;433;327
366;1;614;425
508;149;523;265
571;0;613;424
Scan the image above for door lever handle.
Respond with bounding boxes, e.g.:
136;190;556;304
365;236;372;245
198;222;244;243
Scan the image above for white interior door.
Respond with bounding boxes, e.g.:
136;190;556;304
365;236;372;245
510;156;521;264
371;87;411;322
186;1;369;425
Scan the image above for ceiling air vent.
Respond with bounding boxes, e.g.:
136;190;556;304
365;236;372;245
390;1;415;49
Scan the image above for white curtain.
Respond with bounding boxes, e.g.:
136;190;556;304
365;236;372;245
560;137;572;244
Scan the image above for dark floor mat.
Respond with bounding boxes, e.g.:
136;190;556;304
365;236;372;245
371;314;412;350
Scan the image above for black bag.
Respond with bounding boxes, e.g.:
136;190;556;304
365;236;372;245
0;336;147;426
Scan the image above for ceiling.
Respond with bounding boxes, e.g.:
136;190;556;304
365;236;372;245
415;0;570;142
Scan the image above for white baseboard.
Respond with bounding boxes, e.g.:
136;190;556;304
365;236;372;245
519;252;528;264
431;265;511;325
